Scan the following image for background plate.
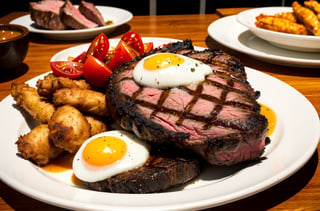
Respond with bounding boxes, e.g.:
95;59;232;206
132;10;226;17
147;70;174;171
10;6;133;40
208;15;320;68
236;7;320;52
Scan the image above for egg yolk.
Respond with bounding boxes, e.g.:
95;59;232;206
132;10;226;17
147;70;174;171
82;136;127;166
143;53;184;70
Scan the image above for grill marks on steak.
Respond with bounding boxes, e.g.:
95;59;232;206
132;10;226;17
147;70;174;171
85;146;203;193
107;40;268;166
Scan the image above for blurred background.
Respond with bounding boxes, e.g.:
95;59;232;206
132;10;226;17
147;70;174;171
1;0;306;18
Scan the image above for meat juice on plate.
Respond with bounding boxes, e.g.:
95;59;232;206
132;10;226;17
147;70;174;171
260;104;276;137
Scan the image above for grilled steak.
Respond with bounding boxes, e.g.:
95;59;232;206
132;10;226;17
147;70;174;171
85;145;203;193
79;0;106;26
29;0;67;30
60;0;98;29
107;40;269;166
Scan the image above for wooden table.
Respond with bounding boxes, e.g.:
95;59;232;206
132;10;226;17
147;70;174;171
1;8;320;210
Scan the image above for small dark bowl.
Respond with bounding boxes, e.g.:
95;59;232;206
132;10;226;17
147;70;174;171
0;24;29;70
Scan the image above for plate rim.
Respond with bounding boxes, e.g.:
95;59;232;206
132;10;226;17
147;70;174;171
1;38;319;210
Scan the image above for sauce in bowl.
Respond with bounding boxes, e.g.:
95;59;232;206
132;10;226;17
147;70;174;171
0;29;22;41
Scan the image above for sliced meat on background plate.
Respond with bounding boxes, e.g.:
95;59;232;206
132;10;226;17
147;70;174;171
30;0;103;30
79;0;106;26
30;0;67;30
60;0;98;29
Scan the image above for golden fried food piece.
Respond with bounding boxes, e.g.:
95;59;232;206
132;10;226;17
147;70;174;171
49;105;91;153
11;83;56;124
274;12;298;22
304;0;320;13
255;14;308;35
85;115;108;136
292;1;320;35
52;88;109;117
304;0;320;19
16;124;64;166
36;73;91;99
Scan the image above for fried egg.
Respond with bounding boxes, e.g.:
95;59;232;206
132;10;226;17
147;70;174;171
73;130;149;182
133;53;212;88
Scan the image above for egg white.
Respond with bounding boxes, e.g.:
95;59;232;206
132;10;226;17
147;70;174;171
72;130;150;182
133;53;212;88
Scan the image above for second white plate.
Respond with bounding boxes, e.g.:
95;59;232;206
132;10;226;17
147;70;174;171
208;15;320;68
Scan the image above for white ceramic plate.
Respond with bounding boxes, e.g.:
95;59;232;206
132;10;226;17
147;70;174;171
208;15;320;68
1;38;319;211
236;7;320;52
10;6;133;40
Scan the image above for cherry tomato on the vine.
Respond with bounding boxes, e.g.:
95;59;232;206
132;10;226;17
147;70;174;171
121;32;145;55
50;61;83;79
83;55;112;88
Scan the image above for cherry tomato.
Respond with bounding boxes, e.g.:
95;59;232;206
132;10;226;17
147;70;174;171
50;61;83;79
143;42;153;53
107;40;139;71
72;51;87;63
121;32;144;55
85;33;110;61
104;49;116;65
83;55;112;88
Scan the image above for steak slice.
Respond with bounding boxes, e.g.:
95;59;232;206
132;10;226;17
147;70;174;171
85;145;203;193
107;40;269;166
78;0;106;26
60;0;98;29
29;0;67;30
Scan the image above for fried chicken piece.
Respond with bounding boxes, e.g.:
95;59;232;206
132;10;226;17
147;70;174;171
36;73;91;99
16;124;64;166
85;115;108;136
292;1;320;35
255;14;308;35
274;12;298;22
11;83;56;124
52;88;109;117
304;0;320;14
49;105;91;153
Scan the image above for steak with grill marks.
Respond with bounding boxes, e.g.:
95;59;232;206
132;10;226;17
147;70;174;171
86;145;203;193
107;40;269;166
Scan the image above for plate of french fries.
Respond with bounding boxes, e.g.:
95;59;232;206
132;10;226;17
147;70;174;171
237;1;320;52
